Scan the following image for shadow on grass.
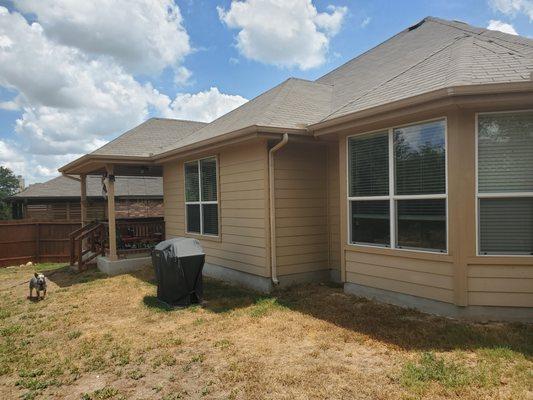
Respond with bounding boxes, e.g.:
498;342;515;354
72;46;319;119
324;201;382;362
275;284;533;357
131;267;261;314
131;266;532;356
42;265;107;288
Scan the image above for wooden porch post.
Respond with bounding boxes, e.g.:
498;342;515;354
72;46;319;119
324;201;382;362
106;165;118;261
80;174;87;226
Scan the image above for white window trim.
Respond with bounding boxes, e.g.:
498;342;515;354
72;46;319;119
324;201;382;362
184;156;219;237
346;117;449;254
475;110;533;257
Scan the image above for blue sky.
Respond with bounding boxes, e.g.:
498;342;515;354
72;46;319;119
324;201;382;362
0;0;532;183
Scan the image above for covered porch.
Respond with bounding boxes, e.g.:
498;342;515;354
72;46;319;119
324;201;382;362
63;159;165;273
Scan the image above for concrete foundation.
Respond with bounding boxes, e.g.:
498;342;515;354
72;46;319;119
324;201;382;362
203;263;272;293
97;255;151;276
344;282;533;323
203;263;334;293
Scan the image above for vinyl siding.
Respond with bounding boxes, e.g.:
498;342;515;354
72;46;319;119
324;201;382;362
327;143;341;273
345;250;455;303
339;108;533;311
274;142;330;276
467;264;533;307
163;140;269;277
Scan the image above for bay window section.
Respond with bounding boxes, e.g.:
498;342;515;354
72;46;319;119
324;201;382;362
348;119;447;253
348;131;390;247
477;111;533;255
185;157;219;236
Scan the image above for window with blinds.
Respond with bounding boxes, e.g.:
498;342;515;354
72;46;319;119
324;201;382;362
348;119;447;252
477;111;533;255
184;157;219;235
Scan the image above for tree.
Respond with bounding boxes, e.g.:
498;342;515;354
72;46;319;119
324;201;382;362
0;166;20;220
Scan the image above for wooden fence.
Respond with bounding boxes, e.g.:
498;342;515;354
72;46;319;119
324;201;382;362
0;220;81;267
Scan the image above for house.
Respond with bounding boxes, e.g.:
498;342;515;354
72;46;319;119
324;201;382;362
59;17;533;321
10;175;164;221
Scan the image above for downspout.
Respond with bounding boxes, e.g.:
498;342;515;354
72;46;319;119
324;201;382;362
269;133;289;285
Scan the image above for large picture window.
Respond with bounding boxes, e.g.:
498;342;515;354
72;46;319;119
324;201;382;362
348;119;447;252
477;111;533;255
184;157;219;236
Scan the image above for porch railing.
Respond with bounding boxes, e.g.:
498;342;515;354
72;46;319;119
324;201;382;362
69;217;164;270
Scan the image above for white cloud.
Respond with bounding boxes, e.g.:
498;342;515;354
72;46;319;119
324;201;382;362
218;0;347;70
489;0;533;21
361;17;371;28
174;66;193;86
166;87;247;123
0;6;246;184
12;0;192;75
487;19;519;34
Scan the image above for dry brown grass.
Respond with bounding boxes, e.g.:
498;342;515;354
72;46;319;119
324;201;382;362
0;264;531;400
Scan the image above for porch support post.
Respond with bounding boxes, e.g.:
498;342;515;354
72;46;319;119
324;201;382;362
106;164;118;261
80;174;87;226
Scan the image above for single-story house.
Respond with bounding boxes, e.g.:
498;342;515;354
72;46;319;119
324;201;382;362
59;17;533;321
10;175;164;221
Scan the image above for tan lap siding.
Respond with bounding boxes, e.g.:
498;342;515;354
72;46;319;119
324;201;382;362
327;143;340;272
274;142;329;276
163;140;269;277
345;251;455;303
467;264;533;307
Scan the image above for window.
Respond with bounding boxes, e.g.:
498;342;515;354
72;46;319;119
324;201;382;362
184;157;219;236
348;119;447;252
477;111;533;255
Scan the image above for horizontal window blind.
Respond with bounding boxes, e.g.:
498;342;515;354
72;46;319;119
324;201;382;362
394;120;446;195
348;132;389;197
184;157;219;236
202;204;219;236
479;198;533;255
186;204;201;234
478;112;533;193
201;158;217;202
185;162;199;202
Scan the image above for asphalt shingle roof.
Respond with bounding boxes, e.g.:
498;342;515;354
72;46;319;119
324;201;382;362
14;176;163;199
156;78;333;154
92;118;206;157
317;17;533;121
65;17;533;166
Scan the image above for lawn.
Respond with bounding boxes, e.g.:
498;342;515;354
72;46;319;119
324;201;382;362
0;264;531;400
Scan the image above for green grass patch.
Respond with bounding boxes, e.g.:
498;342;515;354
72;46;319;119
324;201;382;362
400;352;471;391
249;297;285;317
67;330;82;340
81;386;122;400
0;324;22;337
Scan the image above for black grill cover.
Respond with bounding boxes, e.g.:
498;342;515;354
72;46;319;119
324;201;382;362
152;238;205;306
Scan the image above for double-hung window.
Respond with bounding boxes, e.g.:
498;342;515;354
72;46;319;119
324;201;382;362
348;119;447;252
477;111;533;255
184;157;219;236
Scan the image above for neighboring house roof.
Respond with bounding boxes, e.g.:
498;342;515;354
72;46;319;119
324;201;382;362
12;175;163;200
92;118;207;157
60;17;533;173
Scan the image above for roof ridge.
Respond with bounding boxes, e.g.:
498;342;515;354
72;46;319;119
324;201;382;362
321;33;467;122
429;16;533;49
260;79;302;126
316;19;419;83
